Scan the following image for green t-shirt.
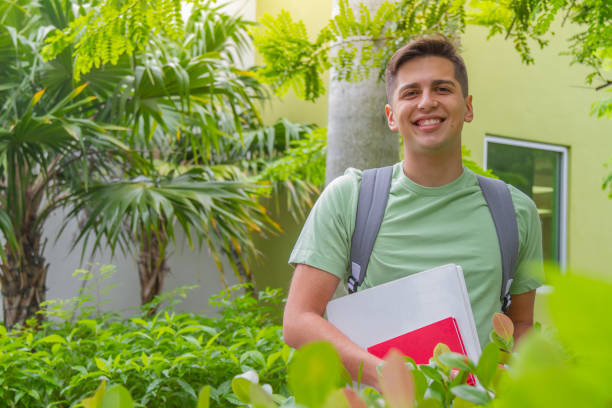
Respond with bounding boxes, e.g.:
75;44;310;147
289;162;544;347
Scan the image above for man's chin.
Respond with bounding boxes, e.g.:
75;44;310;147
406;140;460;156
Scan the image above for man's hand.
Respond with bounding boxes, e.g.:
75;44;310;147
505;289;536;344
284;264;383;388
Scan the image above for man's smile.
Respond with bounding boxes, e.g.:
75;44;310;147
413;116;446;130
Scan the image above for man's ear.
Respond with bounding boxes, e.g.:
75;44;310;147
385;104;398;131
464;95;474;123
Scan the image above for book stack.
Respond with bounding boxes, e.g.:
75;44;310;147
326;264;481;365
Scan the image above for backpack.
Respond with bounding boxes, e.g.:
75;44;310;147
347;166;518;313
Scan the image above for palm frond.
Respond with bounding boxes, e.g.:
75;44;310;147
65;168;278;278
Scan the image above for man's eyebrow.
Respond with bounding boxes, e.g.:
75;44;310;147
397;83;421;94
432;79;456;87
397;80;456;95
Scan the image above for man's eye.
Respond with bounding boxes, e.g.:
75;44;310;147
437;87;451;93
402;91;418;98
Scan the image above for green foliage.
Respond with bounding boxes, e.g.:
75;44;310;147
252;0;466;101
259;128;327;187
0;266;289;407
468;0;611;118
591;91;612;119
65;167;276;278
82;381;134;408
258;128;327;220
41;0;197;80
66;267;612;408
252;10;332;103
491;267;612;407
288;342;350;407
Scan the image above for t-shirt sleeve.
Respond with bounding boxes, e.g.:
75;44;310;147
288;171;360;280
509;187;545;295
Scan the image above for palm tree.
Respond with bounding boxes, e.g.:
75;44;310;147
42;0;319;306
0;0;306;326
0;0;132;327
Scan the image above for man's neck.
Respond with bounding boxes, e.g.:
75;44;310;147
402;150;463;187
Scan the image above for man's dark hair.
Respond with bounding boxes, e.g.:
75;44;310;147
385;37;469;103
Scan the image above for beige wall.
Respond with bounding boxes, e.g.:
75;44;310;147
460;24;612;274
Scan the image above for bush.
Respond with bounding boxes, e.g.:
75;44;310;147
0;266;289;407
5;265;611;408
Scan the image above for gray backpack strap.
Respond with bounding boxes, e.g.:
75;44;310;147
477;175;519;312
348;166;393;294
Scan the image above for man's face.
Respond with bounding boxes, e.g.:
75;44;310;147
385;56;473;155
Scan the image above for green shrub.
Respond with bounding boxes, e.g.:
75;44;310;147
5;265;611;408
0;266;289;407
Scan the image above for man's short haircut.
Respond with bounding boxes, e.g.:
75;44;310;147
385;36;469;103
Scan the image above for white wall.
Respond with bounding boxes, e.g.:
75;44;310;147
0;206;243;321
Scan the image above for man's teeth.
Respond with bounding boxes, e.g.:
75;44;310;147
420;119;441;125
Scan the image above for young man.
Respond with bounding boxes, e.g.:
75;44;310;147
284;37;544;387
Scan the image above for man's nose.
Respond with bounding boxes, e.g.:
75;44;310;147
417;90;438;110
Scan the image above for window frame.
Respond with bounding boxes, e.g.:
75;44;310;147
483;135;568;271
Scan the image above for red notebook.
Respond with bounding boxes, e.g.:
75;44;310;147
367;316;466;362
367;316;475;385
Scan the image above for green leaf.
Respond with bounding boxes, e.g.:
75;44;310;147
450;385;490;405
175;378;197;400
410;368;428;402
453;397;478;407
197;385;210;408
101;385;134;408
249;382;276;408
27;389;40;400
436;353;474;372
417;399;444;408
288;342;345;408
432;343;451;369
82;381;106;408
240;350;266;368
476;342;500;388
232;377;252;403
321;389;350;408
78;319;98;332
95;357;108;371
419;364;443;384
36;334;67;345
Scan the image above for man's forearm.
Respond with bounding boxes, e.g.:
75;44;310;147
512;321;533;344
505;289;537;345
284;310;382;388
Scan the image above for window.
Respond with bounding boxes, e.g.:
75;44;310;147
484;136;568;269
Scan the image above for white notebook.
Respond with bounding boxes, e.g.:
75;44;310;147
326;264;482;363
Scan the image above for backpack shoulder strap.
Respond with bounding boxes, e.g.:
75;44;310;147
348;166;393;294
476;175;519;312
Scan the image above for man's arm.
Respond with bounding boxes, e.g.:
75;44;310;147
505;289;536;343
283;263;383;387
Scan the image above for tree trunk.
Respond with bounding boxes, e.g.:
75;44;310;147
0;214;48;329
326;0;399;184
137;229;169;307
